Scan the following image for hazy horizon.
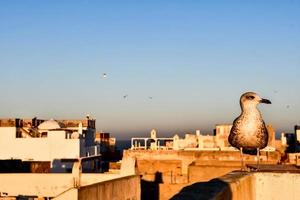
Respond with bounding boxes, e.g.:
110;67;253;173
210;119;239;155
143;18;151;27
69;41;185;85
1;1;299;140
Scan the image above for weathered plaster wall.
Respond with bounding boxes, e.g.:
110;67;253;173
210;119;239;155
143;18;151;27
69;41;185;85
255;173;300;200
124;149;281;200
0;128;80;161
78;175;140;200
172;172;300;200
0;173;137;199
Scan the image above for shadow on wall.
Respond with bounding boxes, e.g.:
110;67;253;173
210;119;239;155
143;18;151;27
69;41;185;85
51;159;106;173
141;171;163;200
0;160;50;173
170;178;232;200
0;160;26;172
51;159;73;173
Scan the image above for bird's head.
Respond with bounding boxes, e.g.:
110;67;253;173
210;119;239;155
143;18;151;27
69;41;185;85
240;92;271;110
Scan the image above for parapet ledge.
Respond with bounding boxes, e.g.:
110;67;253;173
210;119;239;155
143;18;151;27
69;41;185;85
171;171;254;200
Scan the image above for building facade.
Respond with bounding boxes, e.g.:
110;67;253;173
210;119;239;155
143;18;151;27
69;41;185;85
0;117;100;172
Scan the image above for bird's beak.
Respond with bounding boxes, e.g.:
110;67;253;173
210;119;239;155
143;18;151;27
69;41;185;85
260;98;271;104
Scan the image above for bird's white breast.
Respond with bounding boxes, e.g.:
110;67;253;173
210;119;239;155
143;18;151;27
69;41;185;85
238;110;262;146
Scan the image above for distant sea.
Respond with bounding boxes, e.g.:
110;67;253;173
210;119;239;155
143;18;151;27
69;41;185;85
116;140;131;151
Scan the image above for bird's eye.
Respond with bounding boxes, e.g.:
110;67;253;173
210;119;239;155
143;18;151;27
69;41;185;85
247;96;255;100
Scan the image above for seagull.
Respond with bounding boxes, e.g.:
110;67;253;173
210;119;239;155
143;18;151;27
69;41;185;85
228;92;271;170
148;96;153;99
123;94;128;99
102;73;107;79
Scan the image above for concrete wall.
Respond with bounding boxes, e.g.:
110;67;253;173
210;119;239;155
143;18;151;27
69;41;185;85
53;188;78;200
226;173;255;200
125;149;280;173
80;174;127;186
0;174;74;197
78;175;140;200
0;173;139;199
136;160;182;183
255;173;300;200
173;172;255;200
188;160;242;183
125;149;281;200
172;172;300;200
227;172;300;200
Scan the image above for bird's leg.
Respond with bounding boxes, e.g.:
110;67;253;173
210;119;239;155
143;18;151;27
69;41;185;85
240;147;244;171
256;148;260;171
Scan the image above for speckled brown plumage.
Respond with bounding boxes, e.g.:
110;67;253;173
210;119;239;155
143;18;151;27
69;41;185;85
228;92;271;152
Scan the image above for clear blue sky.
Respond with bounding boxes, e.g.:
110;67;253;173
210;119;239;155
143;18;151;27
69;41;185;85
0;1;299;139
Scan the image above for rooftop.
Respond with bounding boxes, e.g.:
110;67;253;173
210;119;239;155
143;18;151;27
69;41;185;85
0;118;95;129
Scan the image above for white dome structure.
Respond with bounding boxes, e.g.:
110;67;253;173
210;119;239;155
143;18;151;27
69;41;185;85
38;119;62;130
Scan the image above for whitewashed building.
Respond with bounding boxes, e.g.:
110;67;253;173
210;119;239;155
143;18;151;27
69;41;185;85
0;117;101;172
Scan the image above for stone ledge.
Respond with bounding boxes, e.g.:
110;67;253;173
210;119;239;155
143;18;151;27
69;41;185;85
171;171;300;200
